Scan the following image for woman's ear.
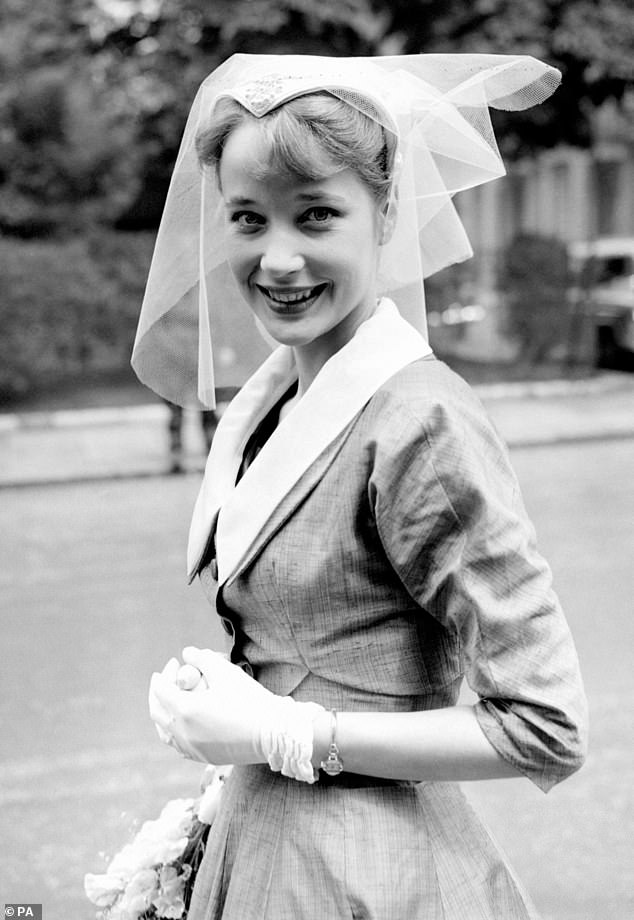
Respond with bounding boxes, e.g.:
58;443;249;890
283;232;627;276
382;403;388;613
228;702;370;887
380;147;401;245
380;197;398;246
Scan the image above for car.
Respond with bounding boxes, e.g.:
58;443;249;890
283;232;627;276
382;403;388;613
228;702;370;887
567;237;634;368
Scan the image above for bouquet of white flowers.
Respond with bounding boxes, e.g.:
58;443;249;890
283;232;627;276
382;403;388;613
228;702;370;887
85;765;232;920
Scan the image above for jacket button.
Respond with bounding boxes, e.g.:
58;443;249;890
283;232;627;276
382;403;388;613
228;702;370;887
221;617;234;637
238;660;254;677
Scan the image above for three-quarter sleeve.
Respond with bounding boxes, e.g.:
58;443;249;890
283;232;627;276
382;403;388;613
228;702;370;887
369;372;588;791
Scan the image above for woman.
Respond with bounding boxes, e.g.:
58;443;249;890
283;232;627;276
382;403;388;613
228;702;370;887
139;54;587;919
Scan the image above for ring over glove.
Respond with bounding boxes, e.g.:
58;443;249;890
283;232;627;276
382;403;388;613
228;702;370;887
149;646;324;783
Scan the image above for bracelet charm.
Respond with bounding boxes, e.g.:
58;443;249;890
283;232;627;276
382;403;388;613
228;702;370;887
320;710;344;776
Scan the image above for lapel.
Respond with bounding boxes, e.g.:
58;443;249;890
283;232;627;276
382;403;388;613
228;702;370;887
187;298;432;585
229;424;355;585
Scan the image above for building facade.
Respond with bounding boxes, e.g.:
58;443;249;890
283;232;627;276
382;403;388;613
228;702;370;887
436;96;634;362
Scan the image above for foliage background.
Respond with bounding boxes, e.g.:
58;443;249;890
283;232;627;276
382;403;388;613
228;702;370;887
1;0;633;402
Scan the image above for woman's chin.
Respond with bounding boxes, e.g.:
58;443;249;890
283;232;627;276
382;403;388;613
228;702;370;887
263;325;318;348
254;310;322;347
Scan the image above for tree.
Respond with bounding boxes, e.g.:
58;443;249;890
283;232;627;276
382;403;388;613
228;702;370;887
0;64;142;235
376;0;634;151
0;0;143;235
499;233;572;365
0;0;631;233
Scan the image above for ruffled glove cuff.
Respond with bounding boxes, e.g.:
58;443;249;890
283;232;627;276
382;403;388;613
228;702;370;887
259;698;325;784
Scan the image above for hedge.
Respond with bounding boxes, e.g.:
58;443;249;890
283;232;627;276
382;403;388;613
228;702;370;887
0;231;155;403
498;233;572;365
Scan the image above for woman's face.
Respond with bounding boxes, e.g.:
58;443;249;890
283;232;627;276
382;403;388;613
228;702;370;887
218;120;383;368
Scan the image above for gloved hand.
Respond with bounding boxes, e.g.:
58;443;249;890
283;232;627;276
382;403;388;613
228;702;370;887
149;646;324;782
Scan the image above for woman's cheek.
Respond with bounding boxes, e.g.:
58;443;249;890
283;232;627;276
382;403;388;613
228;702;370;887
226;251;254;287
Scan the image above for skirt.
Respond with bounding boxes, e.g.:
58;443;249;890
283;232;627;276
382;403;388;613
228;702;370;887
187;764;540;920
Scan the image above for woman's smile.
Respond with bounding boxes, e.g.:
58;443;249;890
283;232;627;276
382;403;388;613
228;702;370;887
256;283;329;313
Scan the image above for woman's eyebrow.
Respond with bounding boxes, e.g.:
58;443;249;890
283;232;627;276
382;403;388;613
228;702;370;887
225;191;348;206
296;191;347;203
225;195;257;207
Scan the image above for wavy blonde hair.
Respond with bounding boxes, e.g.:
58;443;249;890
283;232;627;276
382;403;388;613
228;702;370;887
196;91;396;208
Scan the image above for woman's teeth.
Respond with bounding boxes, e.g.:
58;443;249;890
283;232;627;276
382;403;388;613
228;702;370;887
262;285;324;305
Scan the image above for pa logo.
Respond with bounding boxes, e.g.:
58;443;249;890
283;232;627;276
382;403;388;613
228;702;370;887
5;906;42;919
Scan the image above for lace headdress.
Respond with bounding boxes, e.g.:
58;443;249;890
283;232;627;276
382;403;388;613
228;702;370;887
132;53;560;408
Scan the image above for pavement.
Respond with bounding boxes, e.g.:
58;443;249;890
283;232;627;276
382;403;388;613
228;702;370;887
1;371;633;488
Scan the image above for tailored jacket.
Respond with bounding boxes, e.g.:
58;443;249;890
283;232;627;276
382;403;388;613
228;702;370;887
188;300;587;793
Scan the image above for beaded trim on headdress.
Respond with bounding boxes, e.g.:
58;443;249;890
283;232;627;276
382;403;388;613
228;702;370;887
226;68;389;123
238;74;289;116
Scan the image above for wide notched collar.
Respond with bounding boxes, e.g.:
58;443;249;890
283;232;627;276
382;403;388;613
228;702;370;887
187;299;432;585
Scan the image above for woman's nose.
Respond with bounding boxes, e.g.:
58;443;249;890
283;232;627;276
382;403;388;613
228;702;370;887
259;231;305;277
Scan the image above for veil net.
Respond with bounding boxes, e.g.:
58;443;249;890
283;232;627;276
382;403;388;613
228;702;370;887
131;53;561;408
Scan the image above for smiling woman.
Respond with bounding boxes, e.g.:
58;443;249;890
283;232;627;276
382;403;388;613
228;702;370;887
132;53;586;920
217;120;385;385
193;90;397;388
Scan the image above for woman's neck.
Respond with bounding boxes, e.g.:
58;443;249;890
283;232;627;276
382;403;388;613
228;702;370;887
292;297;379;396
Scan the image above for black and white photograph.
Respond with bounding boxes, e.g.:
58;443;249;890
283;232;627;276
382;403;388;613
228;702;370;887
1;2;632;919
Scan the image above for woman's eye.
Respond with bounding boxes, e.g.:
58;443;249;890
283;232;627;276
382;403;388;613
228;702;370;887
303;207;336;224
231;211;264;231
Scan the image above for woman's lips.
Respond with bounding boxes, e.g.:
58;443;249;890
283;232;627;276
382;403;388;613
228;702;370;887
257;283;328;312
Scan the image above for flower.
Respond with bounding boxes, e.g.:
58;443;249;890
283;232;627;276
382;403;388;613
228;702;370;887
151;865;188;918
84;871;125;908
85;767;232;920
197;765;232;825
102;798;195;885
116;868;160;916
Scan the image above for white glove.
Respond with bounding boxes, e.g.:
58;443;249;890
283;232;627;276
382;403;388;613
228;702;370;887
149;646;324;783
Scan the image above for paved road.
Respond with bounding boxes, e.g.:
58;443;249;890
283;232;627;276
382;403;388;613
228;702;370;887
1;439;633;919
2;371;634;487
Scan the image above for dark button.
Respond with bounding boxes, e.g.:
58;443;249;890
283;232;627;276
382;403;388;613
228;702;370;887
236;659;254;678
220;617;235;637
